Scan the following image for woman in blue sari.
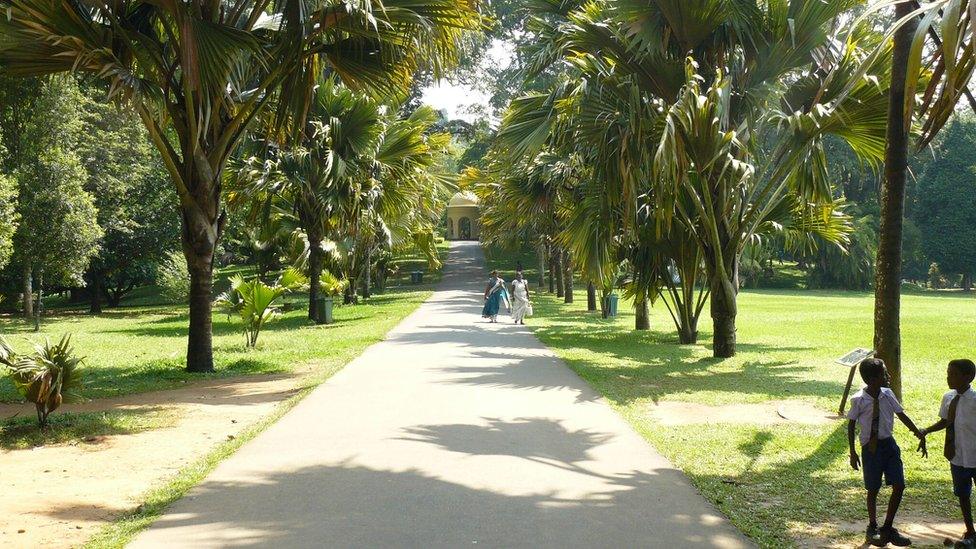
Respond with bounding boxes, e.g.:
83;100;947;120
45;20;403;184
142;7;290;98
482;270;505;322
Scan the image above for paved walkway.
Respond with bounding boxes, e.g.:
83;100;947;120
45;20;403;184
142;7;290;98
130;241;751;548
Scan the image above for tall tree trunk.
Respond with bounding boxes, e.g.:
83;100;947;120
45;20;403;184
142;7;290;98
563;250;574;303
963;273;972;292
33;273;42;332
554;248;564;298
587;281;597;312
181;193;221;374
363;248;372;299
376;259;386;294
537;241;546;290
88;270;103;314
547;245;556;294
709;271;737;358
308;238;322;321
21;262;32;319
635;289;649;330
875;1;916;399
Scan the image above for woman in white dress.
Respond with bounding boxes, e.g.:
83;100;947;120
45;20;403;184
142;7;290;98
510;271;531;325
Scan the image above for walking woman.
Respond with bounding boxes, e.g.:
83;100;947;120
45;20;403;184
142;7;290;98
482;270;505;322
510;271;531;325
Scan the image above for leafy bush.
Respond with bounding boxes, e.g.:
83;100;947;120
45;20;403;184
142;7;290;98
0;335;84;427
320;269;349;297
928;262;950;289
806;212;877;290
157;250;190;303
216;268;307;347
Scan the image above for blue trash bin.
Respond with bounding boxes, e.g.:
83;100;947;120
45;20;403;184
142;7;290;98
602;294;619;318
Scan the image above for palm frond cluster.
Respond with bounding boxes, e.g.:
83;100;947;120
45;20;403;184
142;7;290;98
479;0;894;357
226;76;454;321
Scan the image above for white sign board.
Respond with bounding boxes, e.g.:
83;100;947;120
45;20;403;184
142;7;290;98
836;348;875;368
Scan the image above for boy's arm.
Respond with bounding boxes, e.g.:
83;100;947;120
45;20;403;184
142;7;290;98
896;412;925;437
922;418;949;435
847;420;859;470
897;412;930;457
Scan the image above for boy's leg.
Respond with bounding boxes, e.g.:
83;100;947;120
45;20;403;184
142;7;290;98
867;489;879;527
951;465;976;540
883;484;904;528
960;494;974;534
877;441;912;546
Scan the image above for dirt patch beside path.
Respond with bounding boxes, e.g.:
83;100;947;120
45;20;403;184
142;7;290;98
801;517;963;548
648;400;837;426
0;367;313;548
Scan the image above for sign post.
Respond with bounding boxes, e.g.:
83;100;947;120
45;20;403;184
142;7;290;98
836;348;876;416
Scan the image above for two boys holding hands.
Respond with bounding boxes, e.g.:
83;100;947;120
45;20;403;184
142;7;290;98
848;358;976;547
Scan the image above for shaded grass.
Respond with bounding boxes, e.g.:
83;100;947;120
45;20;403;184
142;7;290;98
522;283;976;548
0;408;179;450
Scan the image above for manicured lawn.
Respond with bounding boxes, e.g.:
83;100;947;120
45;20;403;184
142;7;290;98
0;288;432;404
486;249;976;547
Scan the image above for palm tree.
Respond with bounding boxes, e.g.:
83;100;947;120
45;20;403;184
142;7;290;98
857;0;976;398
0;1;480;371
497;0;889;357
229;79;450;319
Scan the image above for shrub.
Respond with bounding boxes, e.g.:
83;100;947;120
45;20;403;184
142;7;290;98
0;335;84;427
320;269;349;297
216;268;307;347
157;251;190;303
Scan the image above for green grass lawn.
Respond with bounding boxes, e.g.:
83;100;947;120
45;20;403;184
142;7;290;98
0;288;434;404
483;247;976;547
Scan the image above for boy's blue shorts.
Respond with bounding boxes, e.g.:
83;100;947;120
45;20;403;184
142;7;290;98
862;438;904;491
951;464;976;497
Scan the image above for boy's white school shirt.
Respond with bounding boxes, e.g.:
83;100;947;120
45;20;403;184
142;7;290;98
940;387;976;468
848;387;904;446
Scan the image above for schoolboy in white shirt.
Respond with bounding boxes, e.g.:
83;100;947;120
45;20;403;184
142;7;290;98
848;358;925;547
921;359;976;548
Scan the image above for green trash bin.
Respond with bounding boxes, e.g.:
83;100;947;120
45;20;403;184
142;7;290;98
410;271;424;284
315;296;334;325
602;294;619;318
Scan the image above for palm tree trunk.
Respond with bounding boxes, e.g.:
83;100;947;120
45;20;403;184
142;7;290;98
678;319;698;344
587;281;597;312
875;1;917;399
562;250;573;303
709;271;737;358
635;289;649;330
964;273;972;292
363;247;372;299
308;238;323;321
549;248;556;294
181;193;220;374
537;241;546;290
21;262;32;319
554;248;564;298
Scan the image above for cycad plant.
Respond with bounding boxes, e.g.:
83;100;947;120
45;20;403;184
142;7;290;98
0;335;84;427
216;268;308;348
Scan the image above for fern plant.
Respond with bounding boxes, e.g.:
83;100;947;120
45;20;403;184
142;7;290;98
216;268;307;348
0;335;84;427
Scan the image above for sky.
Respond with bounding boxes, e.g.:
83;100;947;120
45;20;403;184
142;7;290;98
419;39;514;122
